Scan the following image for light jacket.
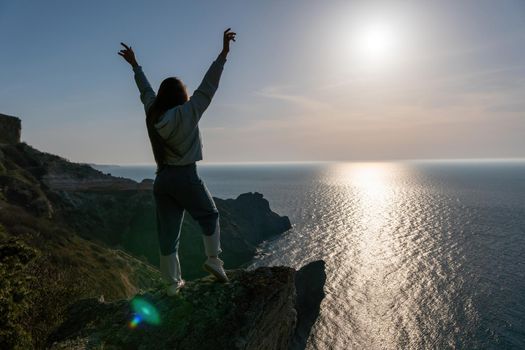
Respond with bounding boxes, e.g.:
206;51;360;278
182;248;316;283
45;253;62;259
133;55;226;165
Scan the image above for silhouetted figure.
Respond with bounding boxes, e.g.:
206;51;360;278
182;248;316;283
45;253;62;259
119;28;236;296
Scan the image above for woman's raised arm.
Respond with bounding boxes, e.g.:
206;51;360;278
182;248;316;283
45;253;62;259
180;29;236;127
118;42;156;113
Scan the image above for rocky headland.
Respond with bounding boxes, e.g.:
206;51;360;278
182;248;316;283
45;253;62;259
0;115;325;349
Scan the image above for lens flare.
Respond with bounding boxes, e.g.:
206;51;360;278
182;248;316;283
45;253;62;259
129;297;161;326
128;314;142;329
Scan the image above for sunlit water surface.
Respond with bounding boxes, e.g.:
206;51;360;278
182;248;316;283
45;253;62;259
94;161;525;349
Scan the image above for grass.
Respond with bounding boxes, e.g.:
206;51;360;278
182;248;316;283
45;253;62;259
0;197;164;348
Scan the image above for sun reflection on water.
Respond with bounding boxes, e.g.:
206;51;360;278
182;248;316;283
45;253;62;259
318;162;424;348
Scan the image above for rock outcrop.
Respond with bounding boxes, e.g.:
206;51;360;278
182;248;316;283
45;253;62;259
0;113;21;145
48;260;326;350
291;260;327;350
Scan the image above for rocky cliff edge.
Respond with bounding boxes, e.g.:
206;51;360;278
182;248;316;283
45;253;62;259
49;260;326;350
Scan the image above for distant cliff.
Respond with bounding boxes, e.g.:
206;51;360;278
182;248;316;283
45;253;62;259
2;141;291;279
0;142;292;279
48;260;326;350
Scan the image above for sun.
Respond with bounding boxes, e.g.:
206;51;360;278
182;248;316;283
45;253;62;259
359;23;396;57
350;19;404;67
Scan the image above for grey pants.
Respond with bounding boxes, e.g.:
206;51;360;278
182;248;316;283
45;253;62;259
153;163;222;283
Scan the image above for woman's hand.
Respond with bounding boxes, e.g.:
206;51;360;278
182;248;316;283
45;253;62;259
118;42;139;68
219;28;236;59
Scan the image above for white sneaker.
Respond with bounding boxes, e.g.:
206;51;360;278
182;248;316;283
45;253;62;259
203;257;229;282
166;279;186;296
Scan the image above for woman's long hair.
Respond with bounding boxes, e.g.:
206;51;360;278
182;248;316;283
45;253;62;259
146;77;188;174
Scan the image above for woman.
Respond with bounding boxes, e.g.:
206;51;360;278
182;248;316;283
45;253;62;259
118;28;236;296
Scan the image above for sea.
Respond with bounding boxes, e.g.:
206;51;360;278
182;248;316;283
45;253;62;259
92;161;525;349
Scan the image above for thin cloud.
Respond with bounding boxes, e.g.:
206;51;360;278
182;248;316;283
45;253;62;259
255;85;335;112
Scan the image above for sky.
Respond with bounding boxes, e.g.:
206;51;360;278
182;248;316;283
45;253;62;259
1;0;524;164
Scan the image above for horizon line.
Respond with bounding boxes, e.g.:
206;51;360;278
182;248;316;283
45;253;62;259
89;157;525;167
